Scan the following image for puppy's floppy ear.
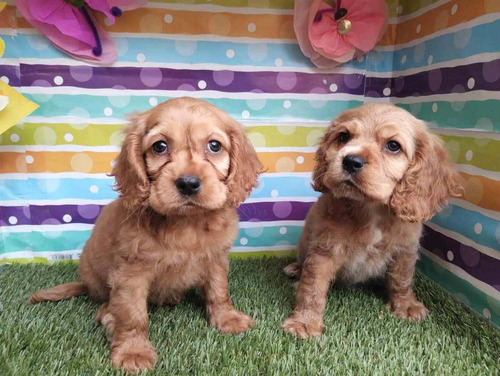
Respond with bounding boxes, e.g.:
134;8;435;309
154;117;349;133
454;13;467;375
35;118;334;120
390;126;463;222
312;124;337;193
111;112;150;210
226;121;263;207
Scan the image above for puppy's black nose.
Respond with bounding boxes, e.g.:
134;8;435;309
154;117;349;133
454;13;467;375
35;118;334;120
175;175;201;196
342;155;365;174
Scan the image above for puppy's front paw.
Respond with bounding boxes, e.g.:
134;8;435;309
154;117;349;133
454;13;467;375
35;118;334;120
110;338;157;373
388;298;428;322
211;309;254;334
282;314;324;339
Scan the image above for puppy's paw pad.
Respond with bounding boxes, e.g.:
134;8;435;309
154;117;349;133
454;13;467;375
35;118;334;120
214;310;254;334
283;262;300;277
282;317;324;339
389;300;428;322
111;341;157;373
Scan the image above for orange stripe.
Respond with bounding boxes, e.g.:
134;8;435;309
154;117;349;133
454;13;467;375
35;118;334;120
96;9;295;39
460;172;500;213
379;0;500;46
12;6;295;40
0;151;315;174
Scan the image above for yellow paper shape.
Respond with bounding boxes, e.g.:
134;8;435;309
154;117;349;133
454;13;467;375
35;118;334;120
0;81;39;134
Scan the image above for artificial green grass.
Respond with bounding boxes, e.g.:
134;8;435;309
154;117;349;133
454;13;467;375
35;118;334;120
1;258;499;375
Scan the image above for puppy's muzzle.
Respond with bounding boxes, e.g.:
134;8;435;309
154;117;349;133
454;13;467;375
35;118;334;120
175;175;201;196
343;155;365;174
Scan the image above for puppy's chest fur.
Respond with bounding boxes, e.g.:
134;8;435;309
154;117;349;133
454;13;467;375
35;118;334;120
138;211;237;304
337;212;417;284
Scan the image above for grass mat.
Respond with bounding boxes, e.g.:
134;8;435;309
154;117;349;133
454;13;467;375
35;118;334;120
0;258;499;375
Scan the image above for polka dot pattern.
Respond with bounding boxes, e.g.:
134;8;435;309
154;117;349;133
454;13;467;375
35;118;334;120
422;226;499;291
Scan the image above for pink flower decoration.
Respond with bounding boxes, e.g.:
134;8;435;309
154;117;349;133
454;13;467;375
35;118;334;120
15;0;146;64
294;0;387;68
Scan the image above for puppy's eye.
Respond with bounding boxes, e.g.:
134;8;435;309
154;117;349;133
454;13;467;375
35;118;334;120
207;140;222;154
386;140;401;153
338;132;350;144
152;141;168;155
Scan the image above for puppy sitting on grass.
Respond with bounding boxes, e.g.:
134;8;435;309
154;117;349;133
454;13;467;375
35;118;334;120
29;97;262;372
283;103;463;339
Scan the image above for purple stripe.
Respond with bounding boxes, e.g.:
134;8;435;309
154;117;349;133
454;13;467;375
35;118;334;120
422;225;500;291
19;64;366;94
0;65;21;87
0;201;313;226
366;59;500;98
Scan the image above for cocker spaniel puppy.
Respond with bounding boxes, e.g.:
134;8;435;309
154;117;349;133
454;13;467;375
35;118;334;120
282;103;463;339
29;97;262;372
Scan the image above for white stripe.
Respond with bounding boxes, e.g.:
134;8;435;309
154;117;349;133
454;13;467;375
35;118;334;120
3;224;94;233
0;145;317;153
376;13;500;52
231;245;297;252
367;52;500;79
245;196;317;203
145;1;294;15
0;199;113;206
260;172;312;178
453;164;500;181
420;248;500;300
0;196;316;206
20;86;500;103
0;172;111;180
387;91;500;104
254;146;316;153
449;198;500;221
19;86;365;101
22;116;129;125
0;250;82;261
15;28;297;44
424;222;500;260
387;0;451;24
12;57;366;75
238;220;305;228
0;28;16;36
109;32;297;44
0;145;121;153
242;121;330;128
0;171;313;181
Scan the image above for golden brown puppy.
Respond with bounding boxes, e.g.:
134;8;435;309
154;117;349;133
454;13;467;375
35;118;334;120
29;97;262;372
282;103;463;339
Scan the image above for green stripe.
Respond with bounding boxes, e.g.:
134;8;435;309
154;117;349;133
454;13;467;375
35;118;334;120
0;123;327;148
441;134;500;172
417;253;499;327
397;0;441;15
397;101;500;132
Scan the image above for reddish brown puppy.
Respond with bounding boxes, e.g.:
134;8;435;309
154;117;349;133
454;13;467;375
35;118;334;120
282;103;463;339
29;97;262;372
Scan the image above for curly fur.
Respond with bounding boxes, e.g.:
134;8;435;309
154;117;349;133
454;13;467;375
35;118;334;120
29;97;262;372
283;103;463;339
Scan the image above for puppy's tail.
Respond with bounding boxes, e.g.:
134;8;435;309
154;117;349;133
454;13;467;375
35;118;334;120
28;282;88;304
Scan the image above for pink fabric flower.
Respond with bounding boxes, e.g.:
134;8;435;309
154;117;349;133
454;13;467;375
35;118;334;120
294;0;387;68
15;0;146;64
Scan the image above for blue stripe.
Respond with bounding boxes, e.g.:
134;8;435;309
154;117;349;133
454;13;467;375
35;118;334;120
3;33;362;70
24;94;361;122
0;176;319;201
430;205;500;254
1;225;303;253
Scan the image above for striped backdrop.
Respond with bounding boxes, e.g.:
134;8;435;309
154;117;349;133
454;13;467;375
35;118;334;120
0;0;499;327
